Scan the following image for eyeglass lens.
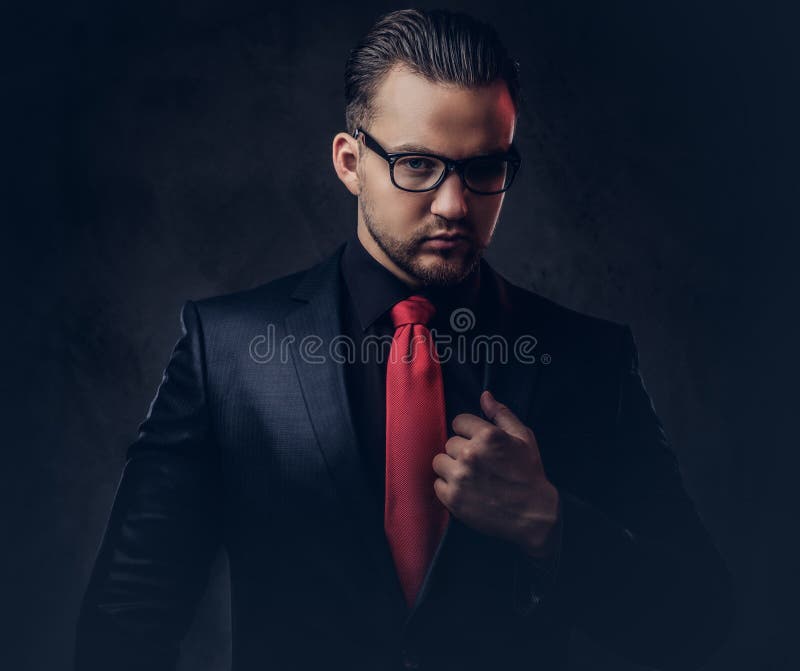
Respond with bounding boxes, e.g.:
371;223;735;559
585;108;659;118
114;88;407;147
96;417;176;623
393;155;512;193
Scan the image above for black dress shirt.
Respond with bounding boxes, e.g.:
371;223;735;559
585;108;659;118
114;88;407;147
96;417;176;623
339;230;494;505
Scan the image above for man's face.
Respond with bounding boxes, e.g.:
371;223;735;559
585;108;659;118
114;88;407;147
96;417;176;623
352;64;517;288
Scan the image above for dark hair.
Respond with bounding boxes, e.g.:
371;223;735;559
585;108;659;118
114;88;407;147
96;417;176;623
344;8;521;135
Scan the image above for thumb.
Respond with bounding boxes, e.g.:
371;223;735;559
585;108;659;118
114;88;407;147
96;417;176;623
480;389;529;442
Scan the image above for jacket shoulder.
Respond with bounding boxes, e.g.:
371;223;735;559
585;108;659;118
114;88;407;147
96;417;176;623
193;267;306;317
189;247;339;327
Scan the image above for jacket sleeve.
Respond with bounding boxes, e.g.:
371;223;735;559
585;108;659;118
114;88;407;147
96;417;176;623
74;300;222;671
513;324;735;670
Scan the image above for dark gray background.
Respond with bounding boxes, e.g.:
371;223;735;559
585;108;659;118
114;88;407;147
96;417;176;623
3;1;797;669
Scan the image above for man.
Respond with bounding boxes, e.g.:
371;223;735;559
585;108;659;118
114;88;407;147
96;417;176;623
75;8;734;671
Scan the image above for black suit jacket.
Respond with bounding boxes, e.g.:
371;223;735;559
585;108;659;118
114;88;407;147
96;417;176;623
75;242;735;671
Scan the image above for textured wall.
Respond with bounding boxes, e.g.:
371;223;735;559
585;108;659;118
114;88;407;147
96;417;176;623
4;1;796;669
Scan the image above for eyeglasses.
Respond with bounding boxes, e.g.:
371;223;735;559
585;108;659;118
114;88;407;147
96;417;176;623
352;127;521;195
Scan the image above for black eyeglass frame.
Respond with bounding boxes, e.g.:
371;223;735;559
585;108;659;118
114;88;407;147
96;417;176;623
352;127;521;195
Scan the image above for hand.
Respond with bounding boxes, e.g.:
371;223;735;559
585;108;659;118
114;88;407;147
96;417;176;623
432;389;560;558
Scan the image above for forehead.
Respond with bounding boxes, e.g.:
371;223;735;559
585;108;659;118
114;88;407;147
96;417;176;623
369;64;516;158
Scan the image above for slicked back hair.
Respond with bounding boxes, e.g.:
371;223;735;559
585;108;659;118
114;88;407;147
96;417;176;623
344;8;521;137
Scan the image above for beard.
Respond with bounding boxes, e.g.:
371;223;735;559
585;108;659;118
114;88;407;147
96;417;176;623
358;187;487;288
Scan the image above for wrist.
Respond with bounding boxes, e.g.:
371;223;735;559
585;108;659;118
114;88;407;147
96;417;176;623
520;485;561;559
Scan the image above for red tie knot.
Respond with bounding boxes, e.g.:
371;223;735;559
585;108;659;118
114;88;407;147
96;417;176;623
389;294;436;328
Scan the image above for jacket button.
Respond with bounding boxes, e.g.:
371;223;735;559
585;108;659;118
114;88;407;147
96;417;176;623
401;649;420;669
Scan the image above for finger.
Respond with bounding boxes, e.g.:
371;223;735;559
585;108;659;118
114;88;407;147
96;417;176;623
433;477;452;509
444;435;470;459
451;412;492;439
480;390;530;442
432;451;458;481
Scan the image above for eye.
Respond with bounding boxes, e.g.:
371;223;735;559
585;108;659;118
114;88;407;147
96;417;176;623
392;156;445;190
405;157;435;170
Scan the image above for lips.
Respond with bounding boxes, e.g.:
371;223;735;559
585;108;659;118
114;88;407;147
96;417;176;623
422;236;468;250
424;232;468;242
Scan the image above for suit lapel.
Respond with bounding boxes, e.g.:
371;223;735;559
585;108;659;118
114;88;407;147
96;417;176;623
479;261;543;426
284;243;408;624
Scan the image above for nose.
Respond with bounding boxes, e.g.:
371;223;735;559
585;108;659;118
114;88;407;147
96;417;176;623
430;169;468;221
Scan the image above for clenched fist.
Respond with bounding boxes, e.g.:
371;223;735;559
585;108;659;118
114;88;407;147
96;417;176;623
432;389;561;558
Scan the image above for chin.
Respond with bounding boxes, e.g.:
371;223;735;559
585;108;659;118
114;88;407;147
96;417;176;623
411;254;475;287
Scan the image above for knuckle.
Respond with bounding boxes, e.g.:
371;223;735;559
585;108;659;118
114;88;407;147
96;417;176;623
459;445;476;465
482;426;501;445
453;464;470;485
478;426;497;443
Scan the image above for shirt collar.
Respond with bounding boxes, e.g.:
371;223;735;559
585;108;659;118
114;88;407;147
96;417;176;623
340;230;482;332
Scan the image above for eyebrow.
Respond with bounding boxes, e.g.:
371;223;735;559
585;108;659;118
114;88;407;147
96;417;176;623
388;141;510;156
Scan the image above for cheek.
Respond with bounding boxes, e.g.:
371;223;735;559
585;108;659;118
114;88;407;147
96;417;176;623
374;191;431;230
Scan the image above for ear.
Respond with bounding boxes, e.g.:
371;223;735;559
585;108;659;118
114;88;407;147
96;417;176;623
332;132;362;196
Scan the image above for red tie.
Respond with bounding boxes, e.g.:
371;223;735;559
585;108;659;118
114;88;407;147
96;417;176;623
385;294;450;609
